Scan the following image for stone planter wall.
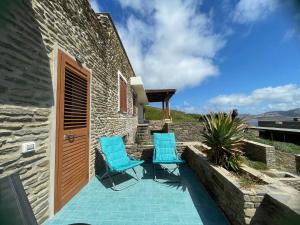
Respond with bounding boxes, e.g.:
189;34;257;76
185;145;268;225
241;140;276;168
250;193;300;225
185;144;300;225
296;155;300;175
275;151;297;174
240;139;299;173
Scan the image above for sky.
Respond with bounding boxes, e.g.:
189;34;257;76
89;0;300;115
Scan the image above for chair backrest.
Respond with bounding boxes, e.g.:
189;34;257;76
0;173;38;225
153;133;177;161
99;136;130;170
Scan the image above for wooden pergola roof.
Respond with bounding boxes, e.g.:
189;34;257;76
145;89;176;102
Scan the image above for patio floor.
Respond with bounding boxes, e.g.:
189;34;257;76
46;164;230;225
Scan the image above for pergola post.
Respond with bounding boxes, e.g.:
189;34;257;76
162;101;165;119
166;100;170;119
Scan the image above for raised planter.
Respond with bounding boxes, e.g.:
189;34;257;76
185;145;270;225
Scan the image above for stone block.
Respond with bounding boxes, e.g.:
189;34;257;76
244;202;254;208
244;208;256;217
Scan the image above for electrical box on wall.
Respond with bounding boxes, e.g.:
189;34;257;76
21;142;36;154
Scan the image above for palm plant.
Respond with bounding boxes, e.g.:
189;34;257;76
201;112;247;172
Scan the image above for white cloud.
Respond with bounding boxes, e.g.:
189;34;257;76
283;28;300;41
89;0;101;13
232;0;278;23
114;0;151;13
208;84;300;113
175;104;197;114
114;0;226;90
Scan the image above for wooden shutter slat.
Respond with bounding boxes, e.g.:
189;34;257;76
65;93;87;102
65;69;87;83
64;108;87;113
64;95;87;105
65;89;87;99
62;167;86;190
65;74;87;88
64;115;87;119
64;103;87;110
65;77;87;91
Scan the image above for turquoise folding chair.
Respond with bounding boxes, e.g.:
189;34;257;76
98;136;144;190
153;133;185;182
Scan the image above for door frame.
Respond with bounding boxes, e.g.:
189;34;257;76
49;46;92;216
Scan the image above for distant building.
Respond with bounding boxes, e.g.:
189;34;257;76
254;118;300;145
258;119;300;129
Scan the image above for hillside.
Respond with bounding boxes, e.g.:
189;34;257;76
144;106;200;122
145;106;300;123
258;108;300;118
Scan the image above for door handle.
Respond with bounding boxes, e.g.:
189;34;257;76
64;134;75;142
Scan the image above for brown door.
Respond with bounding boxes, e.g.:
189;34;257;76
54;50;90;212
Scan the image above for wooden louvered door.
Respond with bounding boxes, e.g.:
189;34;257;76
55;50;90;213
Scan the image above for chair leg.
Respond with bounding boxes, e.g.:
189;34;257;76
98;168;141;191
153;164;181;183
107;174;117;190
132;168;139;181
98;170;109;180
153;163;157;181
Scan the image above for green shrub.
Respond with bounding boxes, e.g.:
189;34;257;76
202;112;247;172
225;155;242;172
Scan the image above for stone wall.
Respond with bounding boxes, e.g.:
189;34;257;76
0;0;138;223
250;194;300;225
275;150;297;174
185;145;267;225
148;121;205;142
148;120;163;131
126;143;186;162
241;140;276;168
167;122;204;142
296;155;300;175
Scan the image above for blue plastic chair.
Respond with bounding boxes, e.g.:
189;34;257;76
153;133;185;182
98;136;144;190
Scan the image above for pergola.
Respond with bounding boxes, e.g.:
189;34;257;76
146;89;176;120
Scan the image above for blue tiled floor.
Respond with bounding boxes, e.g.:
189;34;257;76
46;164;229;225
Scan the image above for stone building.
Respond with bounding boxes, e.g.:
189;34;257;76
0;0;148;223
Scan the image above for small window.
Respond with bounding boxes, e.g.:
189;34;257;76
119;72;127;113
132;93;137;115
